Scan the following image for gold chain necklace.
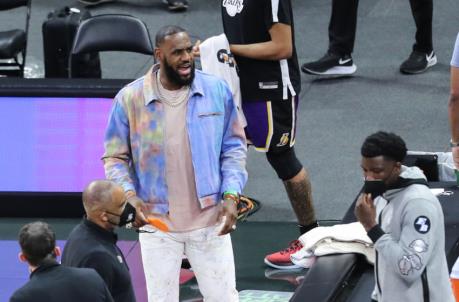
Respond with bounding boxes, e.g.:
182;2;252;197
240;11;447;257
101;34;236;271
155;70;190;107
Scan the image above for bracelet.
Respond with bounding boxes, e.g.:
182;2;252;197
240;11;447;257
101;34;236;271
223;193;239;205
125;190;136;199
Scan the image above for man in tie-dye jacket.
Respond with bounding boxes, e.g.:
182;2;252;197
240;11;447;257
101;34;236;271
102;25;247;301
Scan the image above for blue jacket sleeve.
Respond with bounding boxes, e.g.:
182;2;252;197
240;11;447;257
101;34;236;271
219;81;248;195
102;92;136;193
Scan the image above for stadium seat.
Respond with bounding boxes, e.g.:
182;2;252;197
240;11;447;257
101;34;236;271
69;14;154;78
0;0;31;77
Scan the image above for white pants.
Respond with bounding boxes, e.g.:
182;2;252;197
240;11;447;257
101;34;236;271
139;225;239;302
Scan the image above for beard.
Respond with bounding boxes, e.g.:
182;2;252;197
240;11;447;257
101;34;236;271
162;57;195;87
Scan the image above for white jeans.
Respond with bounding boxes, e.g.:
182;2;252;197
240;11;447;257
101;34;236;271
139;225;238;302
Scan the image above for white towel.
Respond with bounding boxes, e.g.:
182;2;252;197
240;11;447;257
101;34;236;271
291;222;375;267
200;34;246;127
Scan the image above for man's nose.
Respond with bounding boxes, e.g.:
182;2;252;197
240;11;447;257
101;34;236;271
181;51;192;61
365;173;376;181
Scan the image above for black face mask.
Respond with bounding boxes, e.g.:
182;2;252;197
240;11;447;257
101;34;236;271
362;163;399;199
363;180;386;199
107;202;136;227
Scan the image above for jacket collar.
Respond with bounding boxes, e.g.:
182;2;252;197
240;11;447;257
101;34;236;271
143;64;204;106
30;259;59;279
83;218;118;244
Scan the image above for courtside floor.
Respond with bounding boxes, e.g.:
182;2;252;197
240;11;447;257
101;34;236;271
0;219;313;302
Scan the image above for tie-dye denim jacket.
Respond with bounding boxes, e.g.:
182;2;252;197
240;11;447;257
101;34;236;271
102;67;247;214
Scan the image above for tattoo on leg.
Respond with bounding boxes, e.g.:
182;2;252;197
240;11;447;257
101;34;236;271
283;168;316;225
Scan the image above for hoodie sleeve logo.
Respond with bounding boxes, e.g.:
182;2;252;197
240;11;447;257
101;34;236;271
399;254;422;275
414;216;430;234
223;0;244;17
217;49;236;67
409;239;428;253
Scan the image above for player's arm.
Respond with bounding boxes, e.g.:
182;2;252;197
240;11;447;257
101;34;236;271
449;66;459;170
229;23;292;61
449;66;459;142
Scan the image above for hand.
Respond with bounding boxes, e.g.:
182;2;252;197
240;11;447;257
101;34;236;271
354;193;377;232
192;40;201;57
217;198;238;235
127;195;148;228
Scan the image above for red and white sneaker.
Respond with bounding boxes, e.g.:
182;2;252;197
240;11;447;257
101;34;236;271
264;240;304;269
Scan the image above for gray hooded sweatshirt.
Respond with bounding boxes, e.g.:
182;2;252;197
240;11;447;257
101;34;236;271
368;166;454;302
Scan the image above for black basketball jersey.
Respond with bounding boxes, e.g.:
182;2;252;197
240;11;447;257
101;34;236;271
222;0;301;101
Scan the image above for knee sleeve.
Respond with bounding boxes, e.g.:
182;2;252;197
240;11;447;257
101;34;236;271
266;147;303;181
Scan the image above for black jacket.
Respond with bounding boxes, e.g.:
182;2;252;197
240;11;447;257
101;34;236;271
10;261;113;302
62;219;136;302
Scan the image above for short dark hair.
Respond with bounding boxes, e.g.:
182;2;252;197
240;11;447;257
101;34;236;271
19;222;56;266
155;25;187;47
82;179;116;212
361;131;407;162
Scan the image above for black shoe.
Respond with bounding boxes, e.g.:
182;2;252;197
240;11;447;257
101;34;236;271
400;50;437;74
78;0;116;6
301;52;357;75
163;0;188;11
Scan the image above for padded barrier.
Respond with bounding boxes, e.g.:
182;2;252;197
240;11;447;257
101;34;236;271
1;192;84;218
344;269;375;302
0;77;130;97
430;182;459;271
290;253;359;302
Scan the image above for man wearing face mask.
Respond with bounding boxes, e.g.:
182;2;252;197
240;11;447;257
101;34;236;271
62;180;136;302
355;131;454;302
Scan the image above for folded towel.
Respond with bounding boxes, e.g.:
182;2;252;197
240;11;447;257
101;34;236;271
291;222;375;267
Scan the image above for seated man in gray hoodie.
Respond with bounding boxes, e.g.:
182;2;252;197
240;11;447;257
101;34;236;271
354;131;454;302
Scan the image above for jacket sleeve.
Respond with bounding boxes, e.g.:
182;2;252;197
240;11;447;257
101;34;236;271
219;81;248;195
102;93;136;193
373;198;439;284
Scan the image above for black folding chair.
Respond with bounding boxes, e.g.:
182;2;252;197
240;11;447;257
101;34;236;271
0;0;31;77
68;14;154;78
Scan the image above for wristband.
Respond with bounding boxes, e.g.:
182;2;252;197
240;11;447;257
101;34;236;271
223;190;238;197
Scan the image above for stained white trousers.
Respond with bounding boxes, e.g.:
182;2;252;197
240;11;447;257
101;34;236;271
139;225;239;302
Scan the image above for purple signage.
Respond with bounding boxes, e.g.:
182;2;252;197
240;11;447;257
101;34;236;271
0;97;113;192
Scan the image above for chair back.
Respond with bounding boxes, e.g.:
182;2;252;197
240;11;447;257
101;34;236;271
0;0;28;10
69;14;153;78
0;0;31;77
71;14;154;56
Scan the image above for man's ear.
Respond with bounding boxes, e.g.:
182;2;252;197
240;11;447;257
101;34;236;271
100;211;109;222
54;246;61;257
154;48;161;62
18;252;27;263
